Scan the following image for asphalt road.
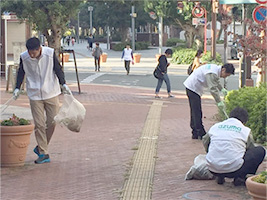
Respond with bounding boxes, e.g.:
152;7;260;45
65;71;241;93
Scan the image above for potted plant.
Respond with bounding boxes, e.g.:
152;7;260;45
246;171;267;200
1;114;34;167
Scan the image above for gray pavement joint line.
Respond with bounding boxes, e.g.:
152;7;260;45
120;101;163;200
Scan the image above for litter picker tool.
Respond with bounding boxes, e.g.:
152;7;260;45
1;96;15;114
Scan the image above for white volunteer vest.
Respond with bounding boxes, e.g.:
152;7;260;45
122;48;133;61
206;118;251;173
20;47;61;100
183;64;221;96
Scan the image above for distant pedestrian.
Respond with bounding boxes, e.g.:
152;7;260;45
92;42;103;72
13;37;71;164
66;36;70;46
121;44;134;75
183;63;235;140
155;49;174;99
87;34;94;51
191;50;205;72
71;37;75;46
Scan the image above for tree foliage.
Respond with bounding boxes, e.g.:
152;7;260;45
1;0;81;55
144;1;211;48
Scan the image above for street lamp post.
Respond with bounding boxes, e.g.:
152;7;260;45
88;6;93;34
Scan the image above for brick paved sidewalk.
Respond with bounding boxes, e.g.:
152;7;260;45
0;78;265;200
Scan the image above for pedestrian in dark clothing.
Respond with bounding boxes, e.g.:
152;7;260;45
92;43;103;72
155;49;174;99
88;34;94;51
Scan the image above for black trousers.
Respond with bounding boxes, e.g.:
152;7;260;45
94;57;100;71
186;88;206;138
211;146;266;179
124;60;130;73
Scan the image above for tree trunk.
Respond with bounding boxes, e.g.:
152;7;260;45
120;27;128;43
44;26;62;60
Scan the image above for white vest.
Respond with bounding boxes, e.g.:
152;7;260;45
206;118;251;173
183;64;221;96
122;48;133;61
20;47;61;100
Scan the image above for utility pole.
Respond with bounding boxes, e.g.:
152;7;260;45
131;5;135;51
158;16;163;54
211;0;218;60
239;4;247;88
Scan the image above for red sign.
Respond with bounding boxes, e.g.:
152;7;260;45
192;6;205;18
253;5;267;23
256;0;267;4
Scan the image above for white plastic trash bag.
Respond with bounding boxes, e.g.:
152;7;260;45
185;154;214;180
54;93;86;132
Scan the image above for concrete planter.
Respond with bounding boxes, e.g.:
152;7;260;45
1;124;34;167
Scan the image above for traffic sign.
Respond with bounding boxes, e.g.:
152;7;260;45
192;6;205;18
192;18;206;25
253;5;267;23
256;0;267;4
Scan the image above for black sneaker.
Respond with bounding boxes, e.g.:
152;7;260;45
34;154;50;164
233;177;246;186
216;176;225;184
192;135;198;139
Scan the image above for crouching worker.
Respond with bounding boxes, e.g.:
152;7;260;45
13;37;71;164
203;107;266;186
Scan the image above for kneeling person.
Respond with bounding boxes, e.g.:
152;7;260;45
203;107;266;186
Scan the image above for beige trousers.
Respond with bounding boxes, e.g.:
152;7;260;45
30;96;59;155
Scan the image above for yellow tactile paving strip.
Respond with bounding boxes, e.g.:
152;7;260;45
120;100;163;200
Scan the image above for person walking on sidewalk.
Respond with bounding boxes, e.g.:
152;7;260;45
191;50;205;72
87;34;94;51
155;49;174;99
203;107;266;186
121;44;134;75
13;37;71;164
92;42;103;72
183;63;235;140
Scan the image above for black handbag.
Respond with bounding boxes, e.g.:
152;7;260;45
153;65;163;79
187;63;193;75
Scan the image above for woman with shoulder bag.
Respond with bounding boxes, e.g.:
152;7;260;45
155;49;174;99
192;50;205;71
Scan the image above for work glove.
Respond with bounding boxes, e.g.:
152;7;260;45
221;88;228;97
62;84;71;95
13;88;20;100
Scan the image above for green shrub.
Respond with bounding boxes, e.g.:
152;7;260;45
216;40;224;44
201;51;223;65
112;42;149;51
166;38;185;47
223;84;267;144
171;48;223;65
